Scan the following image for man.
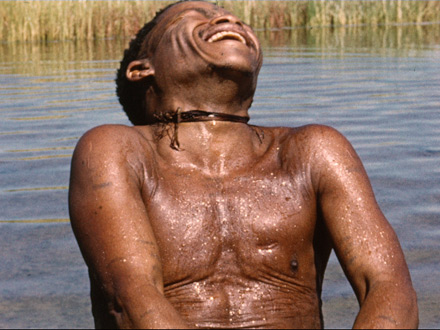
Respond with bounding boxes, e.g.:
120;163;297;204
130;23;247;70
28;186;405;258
69;1;418;328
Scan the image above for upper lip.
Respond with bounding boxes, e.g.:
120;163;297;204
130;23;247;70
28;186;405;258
203;24;251;47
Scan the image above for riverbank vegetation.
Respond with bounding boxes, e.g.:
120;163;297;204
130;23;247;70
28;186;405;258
1;0;440;42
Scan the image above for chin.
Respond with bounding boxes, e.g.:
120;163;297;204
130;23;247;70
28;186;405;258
214;63;254;76
211;53;260;76
207;64;257;92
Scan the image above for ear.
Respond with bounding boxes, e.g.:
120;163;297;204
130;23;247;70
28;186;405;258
126;59;155;82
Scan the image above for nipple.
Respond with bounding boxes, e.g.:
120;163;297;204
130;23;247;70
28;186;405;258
290;259;298;272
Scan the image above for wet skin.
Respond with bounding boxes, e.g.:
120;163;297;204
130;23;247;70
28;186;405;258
69;2;418;329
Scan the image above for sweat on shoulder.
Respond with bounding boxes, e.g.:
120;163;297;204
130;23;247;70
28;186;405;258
69;1;418;329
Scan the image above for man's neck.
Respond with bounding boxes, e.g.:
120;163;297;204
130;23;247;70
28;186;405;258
147;68;257;121
153;121;268;176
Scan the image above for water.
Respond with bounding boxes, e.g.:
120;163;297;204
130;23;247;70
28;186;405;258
1;25;439;328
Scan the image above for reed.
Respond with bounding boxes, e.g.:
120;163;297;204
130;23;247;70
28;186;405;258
220;0;440;29
0;0;173;42
1;1;440;42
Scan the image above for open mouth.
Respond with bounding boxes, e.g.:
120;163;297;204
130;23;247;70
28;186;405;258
207;31;247;45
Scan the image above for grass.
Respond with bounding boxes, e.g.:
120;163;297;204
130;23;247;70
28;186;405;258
221;0;440;29
0;0;169;42
1;1;440;42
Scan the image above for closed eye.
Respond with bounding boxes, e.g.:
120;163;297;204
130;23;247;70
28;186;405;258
192;8;212;17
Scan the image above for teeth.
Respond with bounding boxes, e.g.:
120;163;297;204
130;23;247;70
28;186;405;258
207;31;246;45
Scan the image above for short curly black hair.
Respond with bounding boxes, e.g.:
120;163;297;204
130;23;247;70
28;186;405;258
116;0;206;125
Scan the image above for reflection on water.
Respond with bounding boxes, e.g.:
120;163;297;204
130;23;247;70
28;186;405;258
0;219;70;224
0;25;439;328
5;186;68;193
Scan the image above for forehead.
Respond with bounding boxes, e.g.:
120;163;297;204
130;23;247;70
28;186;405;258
156;1;231;24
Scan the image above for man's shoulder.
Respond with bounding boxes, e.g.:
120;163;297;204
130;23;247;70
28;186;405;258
76;124;152;150
268;124;356;172
292;124;346;140
266;124;349;150
72;124;154;166
78;124;143;143
266;124;364;192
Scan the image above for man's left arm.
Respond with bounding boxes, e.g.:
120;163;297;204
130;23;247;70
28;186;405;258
311;125;418;329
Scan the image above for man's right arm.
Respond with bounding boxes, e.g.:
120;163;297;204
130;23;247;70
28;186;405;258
69;125;188;329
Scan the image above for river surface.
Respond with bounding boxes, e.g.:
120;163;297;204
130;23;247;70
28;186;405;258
0;24;439;328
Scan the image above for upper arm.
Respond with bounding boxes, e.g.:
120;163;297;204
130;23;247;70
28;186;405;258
310;125;412;303
69;126;163;299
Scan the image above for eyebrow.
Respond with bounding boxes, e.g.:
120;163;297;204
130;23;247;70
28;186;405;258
160;5;222;33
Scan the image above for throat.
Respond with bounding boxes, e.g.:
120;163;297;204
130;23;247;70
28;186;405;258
153;108;264;156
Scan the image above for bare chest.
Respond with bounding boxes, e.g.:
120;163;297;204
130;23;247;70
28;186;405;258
143;162;317;283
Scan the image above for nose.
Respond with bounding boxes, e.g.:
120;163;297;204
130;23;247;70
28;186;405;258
210;14;243;27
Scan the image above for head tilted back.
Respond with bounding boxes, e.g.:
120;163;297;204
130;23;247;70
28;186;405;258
116;1;202;125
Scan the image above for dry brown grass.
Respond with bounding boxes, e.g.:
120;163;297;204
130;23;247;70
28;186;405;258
1;1;439;42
